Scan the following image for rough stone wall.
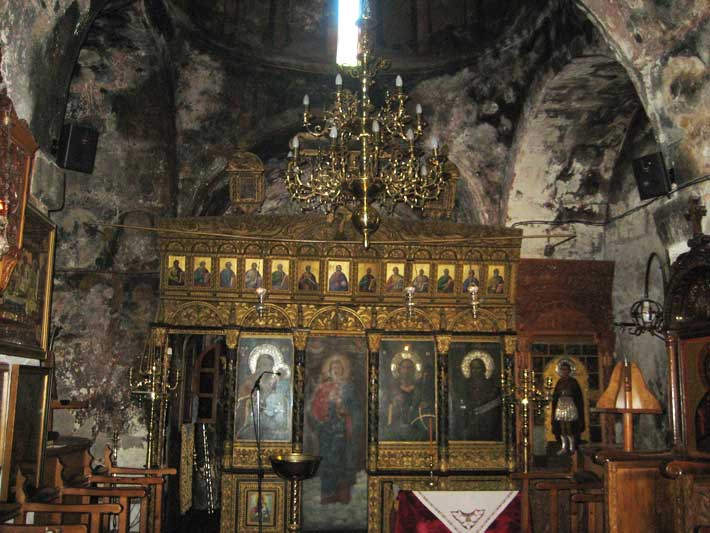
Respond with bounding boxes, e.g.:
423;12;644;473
0;0;106;150
47;0;176;463
575;0;709;178
603;110;710;450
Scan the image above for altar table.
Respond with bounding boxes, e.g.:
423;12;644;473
394;490;520;533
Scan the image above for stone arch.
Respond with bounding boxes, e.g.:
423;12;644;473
505;53;642;258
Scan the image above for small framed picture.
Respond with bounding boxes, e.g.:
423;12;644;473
245;489;277;527
269;259;291;292
192;256;213;288
356;262;379;294
244;258;265;291
218;258;238;289
384;263;406;294
411;263;432;294
435;263;456;294
236;478;286;531
462;265;481;293
486;264;506;296
326;260;351;294
296;260;320;292
166;255;186;287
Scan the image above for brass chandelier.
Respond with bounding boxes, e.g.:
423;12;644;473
285;2;448;248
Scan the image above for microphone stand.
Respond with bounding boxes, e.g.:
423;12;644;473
250;371;276;533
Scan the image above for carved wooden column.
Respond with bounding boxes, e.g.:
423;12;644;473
367;332;382;472
292;329;310;453
223;328;240;467
503;335;519;472
435;334;451;472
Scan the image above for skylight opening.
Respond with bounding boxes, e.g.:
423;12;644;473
336;0;361;67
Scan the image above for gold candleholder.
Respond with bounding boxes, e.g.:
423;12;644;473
502;367;552;472
129;328;180;467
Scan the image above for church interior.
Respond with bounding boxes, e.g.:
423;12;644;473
0;0;708;531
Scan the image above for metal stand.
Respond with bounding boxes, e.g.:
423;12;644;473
251;383;264;533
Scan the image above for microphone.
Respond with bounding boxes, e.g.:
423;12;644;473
251;370;282;394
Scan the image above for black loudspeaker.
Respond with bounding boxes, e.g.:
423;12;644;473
632;152;671;200
56;123;99;174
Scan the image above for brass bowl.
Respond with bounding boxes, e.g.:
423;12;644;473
269;453;321;481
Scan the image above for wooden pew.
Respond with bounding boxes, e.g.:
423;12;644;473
14;471;122;533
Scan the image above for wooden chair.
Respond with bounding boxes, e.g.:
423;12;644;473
0;526;88;532
14;471;122;533
83;447;176;533
51;459;148;533
536;472;603;533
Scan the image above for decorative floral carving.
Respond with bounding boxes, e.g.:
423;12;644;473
170;302;225;326
307;306;366;331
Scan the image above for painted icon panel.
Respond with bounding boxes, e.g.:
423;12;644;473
244;258;264;290
378;339;436;442
448;341;503;442
303;336;367;530
234;335;294;442
193;257;213;288
486;264;506;296
270;259;291;292
326;260;351;293
166;255;186;286
384;263;406;294
435;263;455;294
297;260;321;292
462;264;481;293
219;258;238;289
411;263;431;293
356;262;378;293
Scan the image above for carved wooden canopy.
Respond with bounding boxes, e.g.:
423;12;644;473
0;47;39;292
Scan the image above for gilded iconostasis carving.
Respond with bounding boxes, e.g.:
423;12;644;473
157;213;520;531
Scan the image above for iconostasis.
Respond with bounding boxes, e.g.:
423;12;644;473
155;214;522;533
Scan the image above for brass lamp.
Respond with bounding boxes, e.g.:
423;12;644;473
595;360;662;452
270;453;321;532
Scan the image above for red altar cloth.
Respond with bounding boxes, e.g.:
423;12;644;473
394;490;521;533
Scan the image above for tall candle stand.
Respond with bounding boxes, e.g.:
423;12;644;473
129;329;181;467
502;368;552;473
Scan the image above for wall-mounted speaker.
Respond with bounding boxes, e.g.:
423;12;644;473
632;152;671;200
56;123;99;174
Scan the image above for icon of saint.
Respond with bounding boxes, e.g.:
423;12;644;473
384;352;431;440
245;262;263;289
385;266;404;293
358;267;376;292
271;263;289;290
220;261;236;288
462;269;479;293
437;268;454;293
328;264;349;291
194;261;212;287
310;356;360;504
454;352;502;441
236;347;290;441
487;268;504;294
168;259;184;286
298;265;319;291
412;269;429;293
